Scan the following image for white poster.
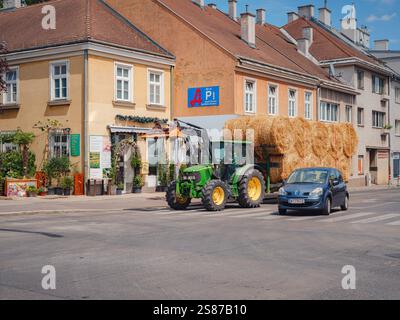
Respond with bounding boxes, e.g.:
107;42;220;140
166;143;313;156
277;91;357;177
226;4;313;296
89;136;111;179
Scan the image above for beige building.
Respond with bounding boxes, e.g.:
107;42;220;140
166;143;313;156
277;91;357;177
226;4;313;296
0;0;175;192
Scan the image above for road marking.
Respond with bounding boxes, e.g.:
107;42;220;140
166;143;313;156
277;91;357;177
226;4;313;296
386;220;400;226
286;215;322;221
256;215;283;220
230;211;275;218
350;213;399;224
321;212;376;223
204;207;268;217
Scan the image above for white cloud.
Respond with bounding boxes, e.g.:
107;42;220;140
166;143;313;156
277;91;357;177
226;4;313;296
367;12;397;22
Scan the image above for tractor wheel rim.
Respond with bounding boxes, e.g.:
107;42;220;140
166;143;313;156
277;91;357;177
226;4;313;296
212;186;225;206
177;196;187;204
248;177;262;201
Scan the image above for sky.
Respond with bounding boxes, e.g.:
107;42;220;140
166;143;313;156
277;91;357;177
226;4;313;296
212;0;400;50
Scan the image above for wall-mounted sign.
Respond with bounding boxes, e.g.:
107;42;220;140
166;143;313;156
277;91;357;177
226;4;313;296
89;136;112;179
188;86;219;108
70;134;80;157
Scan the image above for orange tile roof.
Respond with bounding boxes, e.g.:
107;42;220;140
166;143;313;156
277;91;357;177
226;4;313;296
283;17;383;67
157;0;332;81
0;0;173;58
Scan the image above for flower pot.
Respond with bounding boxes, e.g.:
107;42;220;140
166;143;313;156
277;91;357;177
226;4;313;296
55;187;64;196
116;189;123;195
26;192;37;198
63;188;71;196
47;187;55;196
132;187;142;194
39;192;48;197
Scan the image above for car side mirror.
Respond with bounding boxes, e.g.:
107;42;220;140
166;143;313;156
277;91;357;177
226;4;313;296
332;179;339;186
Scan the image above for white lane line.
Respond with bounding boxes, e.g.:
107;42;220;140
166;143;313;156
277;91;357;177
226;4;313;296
256;215;283;220
321;212;376;223
386;220;400;226
230;211;275;218
350;214;399;224
286;215;322;221
204;207;269;217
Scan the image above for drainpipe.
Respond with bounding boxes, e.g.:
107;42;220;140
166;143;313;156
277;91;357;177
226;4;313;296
84;49;89;192
387;76;392;184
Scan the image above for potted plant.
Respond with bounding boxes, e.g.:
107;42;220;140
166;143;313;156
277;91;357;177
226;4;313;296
38;186;48;196
26;185;38;197
60;176;74;196
132;175;143;193
116;182;124;195
156;163;168;192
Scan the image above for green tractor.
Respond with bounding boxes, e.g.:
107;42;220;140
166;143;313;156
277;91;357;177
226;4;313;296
166;120;266;211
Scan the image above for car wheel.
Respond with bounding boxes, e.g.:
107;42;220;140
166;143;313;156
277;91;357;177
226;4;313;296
340;195;349;211
278;208;287;215
322;197;331;215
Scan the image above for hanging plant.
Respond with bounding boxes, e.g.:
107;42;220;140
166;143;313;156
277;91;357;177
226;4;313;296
116;115;168;124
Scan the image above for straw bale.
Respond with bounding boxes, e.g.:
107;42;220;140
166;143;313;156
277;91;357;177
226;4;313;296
271;116;293;154
290;117;312;158
311;121;329;157
340;123;358;157
328;125;344;159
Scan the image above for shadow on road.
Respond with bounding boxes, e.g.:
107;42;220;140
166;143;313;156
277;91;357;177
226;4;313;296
0;228;63;238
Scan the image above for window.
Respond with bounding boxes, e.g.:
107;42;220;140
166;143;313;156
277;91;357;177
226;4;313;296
358;155;364;175
50;61;68;100
357;107;364;126
395;88;400;104
372;75;385;94
148;70;164;105
304;92;312;120
372;111;385;128
288;89;297;117
395;120;400;136
115;63;132;102
3;67;18;104
49;131;70;158
357;70;364;90
0;131;17;153
244;80;256;113
345;105;352;123
319;101;338;122
268;85;277;115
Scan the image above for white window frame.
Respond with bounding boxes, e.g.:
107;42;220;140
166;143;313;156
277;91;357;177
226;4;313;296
395;87;400;104
304;91;313;120
267;83;278;115
244;79;256;114
319;101;339;122
372;75;385;94
288;88;297;118
49;131;70;158
357;107;364;126
147;68;165;106
114;62;133;103
345;105;353;123
395;120;400;136
2;66;19;105
372;111;385;129
50;60;69;101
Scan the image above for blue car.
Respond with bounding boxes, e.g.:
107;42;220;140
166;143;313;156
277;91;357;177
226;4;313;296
278;167;349;215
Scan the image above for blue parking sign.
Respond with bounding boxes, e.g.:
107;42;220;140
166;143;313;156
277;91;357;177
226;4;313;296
188;86;219;107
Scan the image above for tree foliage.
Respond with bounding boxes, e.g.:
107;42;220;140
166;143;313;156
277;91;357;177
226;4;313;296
0;42;8;93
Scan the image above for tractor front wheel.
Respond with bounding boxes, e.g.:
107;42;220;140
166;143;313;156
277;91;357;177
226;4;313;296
166;181;191;210
238;169;266;208
201;180;228;211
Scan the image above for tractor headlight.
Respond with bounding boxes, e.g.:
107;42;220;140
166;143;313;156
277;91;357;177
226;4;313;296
309;187;323;198
278;187;287;196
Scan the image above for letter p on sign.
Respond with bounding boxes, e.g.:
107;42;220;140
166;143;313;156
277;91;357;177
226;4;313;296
341;265;356;290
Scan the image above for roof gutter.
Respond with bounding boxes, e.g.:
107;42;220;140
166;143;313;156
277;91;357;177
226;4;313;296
319;57;392;76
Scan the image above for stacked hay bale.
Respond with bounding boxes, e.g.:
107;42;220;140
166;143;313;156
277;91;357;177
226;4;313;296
224;116;358;182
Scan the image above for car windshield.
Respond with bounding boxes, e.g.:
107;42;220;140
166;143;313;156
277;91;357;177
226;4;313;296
287;169;328;184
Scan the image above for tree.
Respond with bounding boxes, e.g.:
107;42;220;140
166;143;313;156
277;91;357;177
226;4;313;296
12;129;36;177
0;42;8;93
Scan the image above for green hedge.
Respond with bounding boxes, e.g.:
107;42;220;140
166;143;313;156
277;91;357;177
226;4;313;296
0;151;36;179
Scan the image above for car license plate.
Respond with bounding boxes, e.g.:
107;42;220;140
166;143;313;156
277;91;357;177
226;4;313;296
289;198;305;204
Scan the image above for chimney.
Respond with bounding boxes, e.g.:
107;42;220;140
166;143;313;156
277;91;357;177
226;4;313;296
302;27;313;44
240;12;256;48
208;3;217;9
287;12;299;23
298;5;314;19
3;0;22;9
297;38;310;56
256;9;266;25
374;39;389;51
318;7;331;26
228;0;237;21
192;0;205;8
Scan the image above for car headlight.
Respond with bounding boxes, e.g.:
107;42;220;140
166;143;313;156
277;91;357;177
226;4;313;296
309;187;323;197
278;187;287;196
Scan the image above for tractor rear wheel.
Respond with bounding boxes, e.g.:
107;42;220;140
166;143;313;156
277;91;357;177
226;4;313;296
166;181;191;210
238;169;266;208
201;180;228;211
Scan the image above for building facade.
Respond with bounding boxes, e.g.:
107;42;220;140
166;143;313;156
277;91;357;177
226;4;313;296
0;0;175;192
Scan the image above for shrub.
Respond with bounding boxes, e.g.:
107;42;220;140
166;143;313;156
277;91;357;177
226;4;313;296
133;175;143;188
0;151;36;178
60;176;74;189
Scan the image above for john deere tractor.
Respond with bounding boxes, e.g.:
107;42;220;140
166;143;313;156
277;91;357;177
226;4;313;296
166;120;266;211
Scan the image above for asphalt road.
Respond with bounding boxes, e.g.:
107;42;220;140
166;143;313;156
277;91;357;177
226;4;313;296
0;189;399;300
